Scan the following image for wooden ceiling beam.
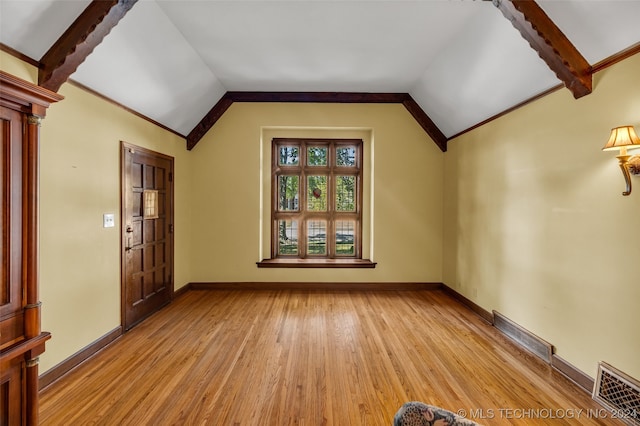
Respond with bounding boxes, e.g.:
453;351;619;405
187;94;234;151
226;92;409;104
186;92;448;152
493;0;592;99
402;96;447;152
39;0;137;92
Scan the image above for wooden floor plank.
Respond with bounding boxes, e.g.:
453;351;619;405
40;290;621;425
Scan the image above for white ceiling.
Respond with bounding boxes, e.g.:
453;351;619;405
2;0;640;139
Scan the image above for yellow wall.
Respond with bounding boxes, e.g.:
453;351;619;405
0;50;37;82
1;52;193;372
443;53;640;380
3;45;638;383
189;103;444;283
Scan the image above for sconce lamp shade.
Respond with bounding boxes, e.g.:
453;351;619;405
603;125;640;196
602;126;640;151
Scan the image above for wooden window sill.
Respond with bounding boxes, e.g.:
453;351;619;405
257;258;376;268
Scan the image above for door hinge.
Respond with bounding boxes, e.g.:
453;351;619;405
168;172;173;182
169;224;174;233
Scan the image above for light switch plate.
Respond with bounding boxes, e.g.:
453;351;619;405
103;213;115;228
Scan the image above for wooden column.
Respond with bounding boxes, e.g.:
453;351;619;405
24;113;42;426
24;114;42;340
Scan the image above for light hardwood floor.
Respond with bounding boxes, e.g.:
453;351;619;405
39;290;621;425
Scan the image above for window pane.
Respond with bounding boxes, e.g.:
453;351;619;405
143;190;159;219
307;220;327;255
336;176;355;211
335;220;355;255
336;146;356;166
307;176;327;211
278;146;299;166
307;146;327;166
278;175;299;211
278;220;298;255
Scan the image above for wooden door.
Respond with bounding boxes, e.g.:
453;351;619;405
121;142;174;330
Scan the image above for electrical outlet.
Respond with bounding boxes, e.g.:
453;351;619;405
103;213;115;228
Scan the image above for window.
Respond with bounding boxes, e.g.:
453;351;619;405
271;138;363;260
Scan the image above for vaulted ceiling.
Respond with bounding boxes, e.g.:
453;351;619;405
2;0;640;151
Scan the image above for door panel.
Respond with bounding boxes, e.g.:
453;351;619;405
122;143;174;330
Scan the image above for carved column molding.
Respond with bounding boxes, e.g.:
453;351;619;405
26;115;42;125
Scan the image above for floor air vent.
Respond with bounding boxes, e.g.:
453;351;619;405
593;362;640;426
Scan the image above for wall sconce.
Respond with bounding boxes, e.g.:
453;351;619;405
602;125;640;196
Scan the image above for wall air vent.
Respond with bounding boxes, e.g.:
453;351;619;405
593;362;640;426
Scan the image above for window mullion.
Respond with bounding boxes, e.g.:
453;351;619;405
301;150;307;258
327;149;335;259
300;212;307;258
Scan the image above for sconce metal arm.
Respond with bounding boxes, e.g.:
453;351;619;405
617;154;633;196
